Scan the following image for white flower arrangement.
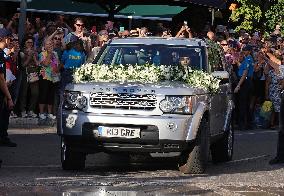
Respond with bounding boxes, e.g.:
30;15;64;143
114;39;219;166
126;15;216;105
73;63;221;93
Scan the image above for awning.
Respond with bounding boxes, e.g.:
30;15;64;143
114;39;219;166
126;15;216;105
187;0;226;9
118;5;187;21
25;0;108;17
0;0;32;2
24;0;186;21
76;0;227;9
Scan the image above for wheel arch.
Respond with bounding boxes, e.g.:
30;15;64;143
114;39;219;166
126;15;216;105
186;101;209;141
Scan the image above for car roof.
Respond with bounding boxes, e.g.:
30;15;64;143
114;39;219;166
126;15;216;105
109;37;206;47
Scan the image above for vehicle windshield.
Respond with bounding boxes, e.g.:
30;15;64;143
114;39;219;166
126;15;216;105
96;44;203;70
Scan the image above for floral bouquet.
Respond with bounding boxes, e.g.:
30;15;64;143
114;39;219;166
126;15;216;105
73;63;221;93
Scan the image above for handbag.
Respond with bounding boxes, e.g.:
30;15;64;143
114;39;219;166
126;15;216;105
52;72;61;83
26;67;39;83
27;72;39;83
260;100;273;120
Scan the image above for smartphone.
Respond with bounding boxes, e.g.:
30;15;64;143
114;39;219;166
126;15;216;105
57;27;64;32
83;32;91;37
119;26;125;32
184;21;188;26
0;24;3;29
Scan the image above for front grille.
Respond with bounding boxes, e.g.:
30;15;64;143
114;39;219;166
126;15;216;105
89;92;157;110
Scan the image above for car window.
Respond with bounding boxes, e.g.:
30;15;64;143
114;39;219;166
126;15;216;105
96;44;204;71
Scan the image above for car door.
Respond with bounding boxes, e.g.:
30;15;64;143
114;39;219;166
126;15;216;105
209;49;229;136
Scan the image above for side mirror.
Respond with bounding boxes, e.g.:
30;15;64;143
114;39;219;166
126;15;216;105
211;71;229;79
212;71;230;84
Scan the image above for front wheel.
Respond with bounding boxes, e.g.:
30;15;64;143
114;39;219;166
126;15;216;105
178;118;209;174
211;121;234;163
61;137;86;170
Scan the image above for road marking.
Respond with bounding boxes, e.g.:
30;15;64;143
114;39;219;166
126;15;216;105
235;130;278;136
195;183;243;196
229;155;268;163
1;164;61;168
248;186;280;196
1;155;270;168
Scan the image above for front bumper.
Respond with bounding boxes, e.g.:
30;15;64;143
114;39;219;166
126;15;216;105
58;111;194;153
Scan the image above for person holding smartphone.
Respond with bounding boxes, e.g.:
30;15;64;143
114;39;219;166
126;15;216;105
263;50;284;164
64;18;91;56
176;21;193;38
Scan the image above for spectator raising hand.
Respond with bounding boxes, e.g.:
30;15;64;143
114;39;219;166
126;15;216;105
176;24;193;38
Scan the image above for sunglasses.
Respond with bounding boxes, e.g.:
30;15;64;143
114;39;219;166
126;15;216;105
26;41;33;44
221;43;228;46
75;23;84;27
54;37;61;40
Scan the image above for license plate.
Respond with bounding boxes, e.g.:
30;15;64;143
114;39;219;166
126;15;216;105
97;126;140;139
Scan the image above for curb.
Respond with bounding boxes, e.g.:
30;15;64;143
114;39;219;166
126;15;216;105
9;117;56;129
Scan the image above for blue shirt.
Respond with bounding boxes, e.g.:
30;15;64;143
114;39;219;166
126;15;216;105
238;55;254;78
61;49;86;69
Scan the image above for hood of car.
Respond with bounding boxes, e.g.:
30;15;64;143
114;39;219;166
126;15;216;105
66;81;207;96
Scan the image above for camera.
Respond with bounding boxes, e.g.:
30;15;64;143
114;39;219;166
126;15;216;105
83;31;91;37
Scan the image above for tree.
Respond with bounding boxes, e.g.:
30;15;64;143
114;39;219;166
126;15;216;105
265;0;284;34
230;0;262;32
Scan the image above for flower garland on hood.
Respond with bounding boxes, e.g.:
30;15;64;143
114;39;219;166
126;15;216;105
73;63;220;93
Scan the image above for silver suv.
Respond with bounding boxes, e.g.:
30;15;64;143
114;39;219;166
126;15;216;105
57;37;234;174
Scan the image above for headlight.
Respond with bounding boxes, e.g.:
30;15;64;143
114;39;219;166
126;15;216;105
64;91;87;110
159;96;194;114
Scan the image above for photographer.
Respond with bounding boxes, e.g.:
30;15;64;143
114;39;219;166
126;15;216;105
64;18;91;56
161;28;172;38
263;50;284;164
18;37;39;118
6;13;20;36
176;22;193;38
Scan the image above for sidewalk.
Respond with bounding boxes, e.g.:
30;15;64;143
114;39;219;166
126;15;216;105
9;117;56;129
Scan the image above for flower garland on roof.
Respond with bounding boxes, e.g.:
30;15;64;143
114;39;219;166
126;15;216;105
73;63;220;93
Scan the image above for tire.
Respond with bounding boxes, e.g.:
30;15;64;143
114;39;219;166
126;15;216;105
178;118;209;174
61;137;86;170
211;120;234;163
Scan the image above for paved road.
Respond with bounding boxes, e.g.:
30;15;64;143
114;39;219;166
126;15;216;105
0;127;284;195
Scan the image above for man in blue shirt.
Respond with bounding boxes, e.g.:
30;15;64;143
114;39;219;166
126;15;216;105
61;46;86;69
60;39;86;102
234;45;254;131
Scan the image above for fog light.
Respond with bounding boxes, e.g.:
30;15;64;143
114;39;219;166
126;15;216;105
167;122;177;132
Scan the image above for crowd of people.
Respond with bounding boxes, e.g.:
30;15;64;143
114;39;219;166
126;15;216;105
0;13;194;124
215;28;284;132
0;12;284;163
